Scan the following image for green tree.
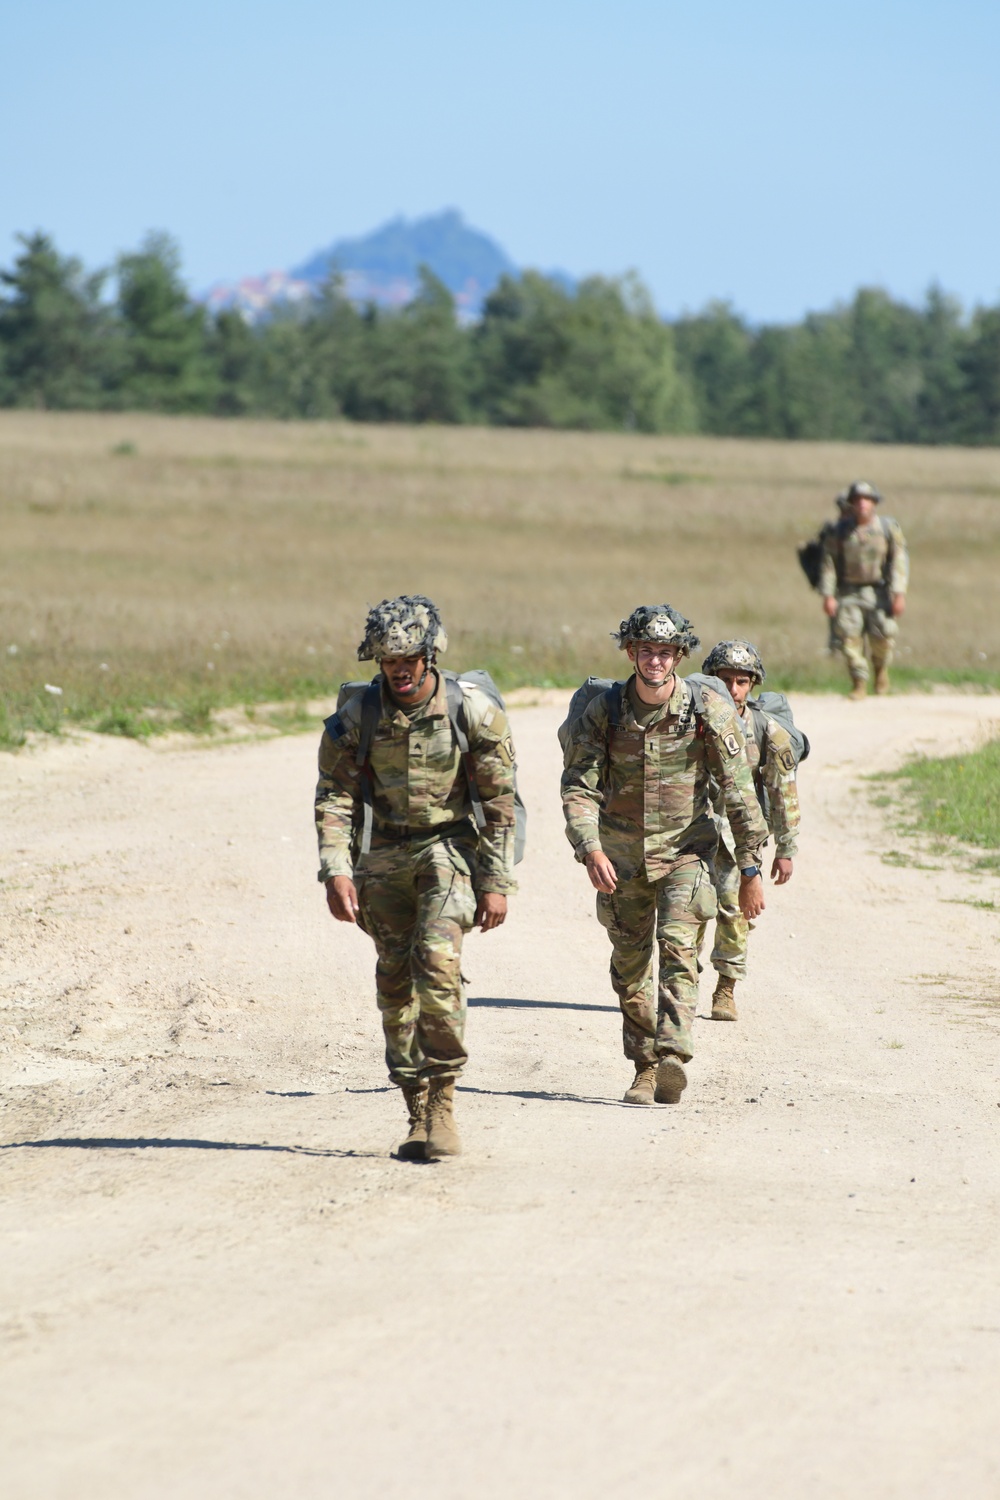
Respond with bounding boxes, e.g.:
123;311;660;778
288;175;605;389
116;233;217;411
673;302;756;434
0;231;111;408
961;306;1000;444
346;268;470;423
473;271;693;432
210;309;258;416
915;285;970;443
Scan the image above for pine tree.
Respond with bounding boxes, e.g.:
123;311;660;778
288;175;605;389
0;232;110;408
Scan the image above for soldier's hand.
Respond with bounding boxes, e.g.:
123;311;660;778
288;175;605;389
739;873;766;920
771;856;793;885
891;593;906;617
822;596;838;618
326;876;360;923
475;892;507;932
585;851;618;893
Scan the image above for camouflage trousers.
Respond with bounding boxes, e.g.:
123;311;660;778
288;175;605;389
596;855;718;1065
356;835;477;1086
706;838;751;982
833;585;897;682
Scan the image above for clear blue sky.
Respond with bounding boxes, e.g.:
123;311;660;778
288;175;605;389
3;0;998;321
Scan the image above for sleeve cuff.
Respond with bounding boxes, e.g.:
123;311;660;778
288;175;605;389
574;838;602;862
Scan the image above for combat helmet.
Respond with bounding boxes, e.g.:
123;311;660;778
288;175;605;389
846;480;882;504
613;604;699;657
357;595;448;662
702;639;766;683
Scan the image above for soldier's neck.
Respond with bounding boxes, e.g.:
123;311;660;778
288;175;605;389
632;671;675;707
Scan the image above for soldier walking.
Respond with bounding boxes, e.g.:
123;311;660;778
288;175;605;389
819;480;909;699
561;605;768;1106
699;640;802;1023
315;597;517;1160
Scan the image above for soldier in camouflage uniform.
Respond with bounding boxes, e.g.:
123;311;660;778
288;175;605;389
700;640;801;1022
819;480;909;700
315;596;517;1161
561;605;768;1106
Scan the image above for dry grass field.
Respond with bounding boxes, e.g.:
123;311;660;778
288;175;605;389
2;411;999;745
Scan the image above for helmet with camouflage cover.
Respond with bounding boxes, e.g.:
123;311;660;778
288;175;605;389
702;639;766;683
835;489;850;514
357;595;448;662
613;604;699;657
846;480;882;504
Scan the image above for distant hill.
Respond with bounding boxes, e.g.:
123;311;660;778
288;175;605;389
293;209;517;314
203;210;572;321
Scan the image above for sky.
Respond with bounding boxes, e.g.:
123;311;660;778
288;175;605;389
3;0;999;322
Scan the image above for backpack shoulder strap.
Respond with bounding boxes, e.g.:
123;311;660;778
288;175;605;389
677;676;703;736
355;681;382;856
445;677;487;833
605;681;624;729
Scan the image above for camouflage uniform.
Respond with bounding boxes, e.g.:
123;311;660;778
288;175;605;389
316;669;516;1086
710;702;800;981
819;511;909;683
562;675;767;1063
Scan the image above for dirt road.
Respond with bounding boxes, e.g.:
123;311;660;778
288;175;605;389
2;694;1000;1499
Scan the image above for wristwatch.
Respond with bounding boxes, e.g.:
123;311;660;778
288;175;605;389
740;865;761;879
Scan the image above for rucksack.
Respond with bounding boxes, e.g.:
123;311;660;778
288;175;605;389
746;692;810;770
557;672;736;756
744;691;809;822
796;528;831;590
333;670;527;863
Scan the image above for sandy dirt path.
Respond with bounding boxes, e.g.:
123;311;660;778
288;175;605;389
2;694;1000;1500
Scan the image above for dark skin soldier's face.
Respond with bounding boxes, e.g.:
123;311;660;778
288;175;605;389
381;653;436;705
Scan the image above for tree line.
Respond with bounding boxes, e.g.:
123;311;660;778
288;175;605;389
2;230;999;443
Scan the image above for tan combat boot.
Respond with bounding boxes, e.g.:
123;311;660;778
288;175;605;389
623;1063;656;1104
874;665;890;695
654;1054;688;1104
848;676;867;702
712;975;738;1022
397;1083;428;1161
425;1077;462;1159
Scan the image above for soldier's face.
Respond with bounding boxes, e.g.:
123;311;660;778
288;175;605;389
627;641;682;684
717;669;754;707
380;653;431;701
851;496;876;525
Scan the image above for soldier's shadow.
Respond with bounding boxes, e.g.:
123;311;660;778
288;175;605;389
458;1085;639;1110
468;995;618;1014
0;1136;380;1158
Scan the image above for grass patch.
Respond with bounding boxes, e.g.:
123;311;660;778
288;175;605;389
884;737;1000;850
881;849;942;871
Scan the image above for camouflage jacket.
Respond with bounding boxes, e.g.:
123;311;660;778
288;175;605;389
315;671;517;893
561;674;768;880
818;515;909;596
713;701;800;859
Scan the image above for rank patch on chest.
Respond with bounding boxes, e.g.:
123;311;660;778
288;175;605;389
723;732;741;757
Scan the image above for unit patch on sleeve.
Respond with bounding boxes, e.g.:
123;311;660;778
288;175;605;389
723;732;742;757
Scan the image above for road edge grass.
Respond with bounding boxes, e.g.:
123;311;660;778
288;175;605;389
869;732;1000;874
4;664;1000;754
